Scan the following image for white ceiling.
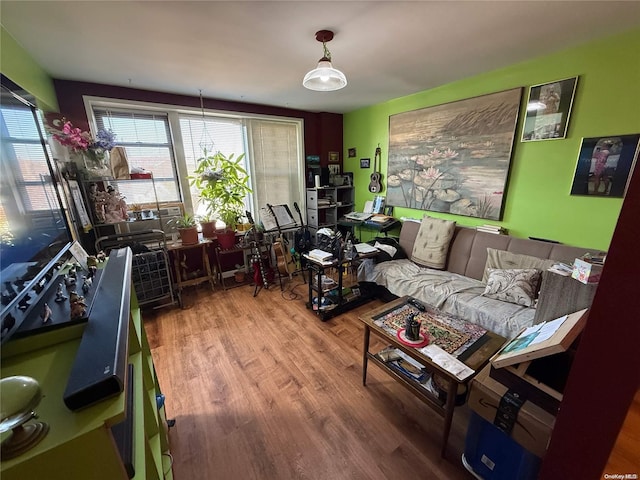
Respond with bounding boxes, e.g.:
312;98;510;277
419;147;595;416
2;1;639;114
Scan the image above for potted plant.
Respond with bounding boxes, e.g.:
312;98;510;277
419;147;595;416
169;213;199;245
199;212;217;239
190;148;252;250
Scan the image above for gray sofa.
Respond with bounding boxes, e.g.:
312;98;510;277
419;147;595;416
359;220;600;339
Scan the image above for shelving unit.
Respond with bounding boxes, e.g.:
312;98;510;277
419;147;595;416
80;175;171;240
306;186;354;245
0;256;173;480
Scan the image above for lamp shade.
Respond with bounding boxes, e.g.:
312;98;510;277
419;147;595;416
303;59;347;92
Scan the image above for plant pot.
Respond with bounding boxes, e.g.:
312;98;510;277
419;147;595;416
217;229;237;250
234;271;246;283
201;221;217;239
178;227;199;245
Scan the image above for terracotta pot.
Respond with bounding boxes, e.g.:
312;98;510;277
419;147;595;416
217;229;237;250
201;221;217;239
179;227;199;245
234;271;246;283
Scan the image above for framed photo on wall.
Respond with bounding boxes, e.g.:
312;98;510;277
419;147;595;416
522;76;578;142
570;134;640;197
348;147;356;158
328;151;339;163
360;158;370;168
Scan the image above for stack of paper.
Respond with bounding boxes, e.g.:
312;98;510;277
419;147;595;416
307;249;334;262
355;243;378;254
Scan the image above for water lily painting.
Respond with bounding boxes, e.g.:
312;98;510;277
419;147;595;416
387;88;523;220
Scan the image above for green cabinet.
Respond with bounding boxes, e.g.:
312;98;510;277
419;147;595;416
1;277;172;479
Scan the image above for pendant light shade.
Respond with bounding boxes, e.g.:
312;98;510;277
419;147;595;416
303;30;347;92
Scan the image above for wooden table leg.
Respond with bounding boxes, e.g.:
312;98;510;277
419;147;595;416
362;325;370;386
440;377;458;458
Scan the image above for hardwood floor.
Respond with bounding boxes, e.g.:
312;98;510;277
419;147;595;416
604;389;640;476
143;281;476;479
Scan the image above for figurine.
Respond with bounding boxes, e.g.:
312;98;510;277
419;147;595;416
88;265;97;279
69;291;87;320
55;282;67;302
64;274;76;287
404;313;421;341
41;303;52;324
82;276;92;294
96;251;107;263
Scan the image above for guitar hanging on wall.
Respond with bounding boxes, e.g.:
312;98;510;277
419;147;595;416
368;144;384;193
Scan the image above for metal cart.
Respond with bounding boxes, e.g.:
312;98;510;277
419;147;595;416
95;229;175;308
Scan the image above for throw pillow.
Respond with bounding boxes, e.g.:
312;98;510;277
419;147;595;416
411;216;456;269
482;268;541;307
482;248;555;284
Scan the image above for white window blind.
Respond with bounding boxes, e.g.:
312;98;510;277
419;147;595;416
94;109;180;204
247;119;303;216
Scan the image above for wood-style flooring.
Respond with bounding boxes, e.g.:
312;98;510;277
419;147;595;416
143;281;476;479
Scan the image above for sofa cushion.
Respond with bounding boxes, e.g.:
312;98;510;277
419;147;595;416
482;248;556;284
411;216;456;269
482;268;541;307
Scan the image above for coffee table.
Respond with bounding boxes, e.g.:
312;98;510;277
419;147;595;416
359;296;506;458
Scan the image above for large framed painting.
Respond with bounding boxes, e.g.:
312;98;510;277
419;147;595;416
387;88;523;220
521;76;578;142
570;134;639;197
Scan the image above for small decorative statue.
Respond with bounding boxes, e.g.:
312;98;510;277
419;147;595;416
404;312;421;341
41;303;52;324
64;274;76;288
82;276;92;294
69;291;87;320
55;282;67;302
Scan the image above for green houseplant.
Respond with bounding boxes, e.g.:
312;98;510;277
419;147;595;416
169;212;199;245
190;148;252;248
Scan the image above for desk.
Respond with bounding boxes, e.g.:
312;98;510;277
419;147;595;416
167;239;215;306
360;297;505;458
338;217;400;241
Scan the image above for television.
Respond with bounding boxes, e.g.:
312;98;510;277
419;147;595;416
1;75;75;343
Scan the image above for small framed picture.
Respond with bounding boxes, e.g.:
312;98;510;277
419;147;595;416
522;76;578;142
360;158;370;168
570;134;639;197
328;164;340;175
348;147;356;158
328;151;339;163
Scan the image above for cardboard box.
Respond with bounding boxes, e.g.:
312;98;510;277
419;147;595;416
468;365;555;458
571;258;603;284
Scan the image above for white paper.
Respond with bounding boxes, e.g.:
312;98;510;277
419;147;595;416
419;344;475;381
528;315;567;345
355;243;378;254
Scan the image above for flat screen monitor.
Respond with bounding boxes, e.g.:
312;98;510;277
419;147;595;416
1;75;73;342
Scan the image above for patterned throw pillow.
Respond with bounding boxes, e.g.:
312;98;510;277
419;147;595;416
482;268;541;307
411;216;456;269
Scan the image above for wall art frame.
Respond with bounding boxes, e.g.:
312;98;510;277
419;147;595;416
387;87;523;220
360;158;370;169
521;76;578;142
570;134;639;197
328;151;339;163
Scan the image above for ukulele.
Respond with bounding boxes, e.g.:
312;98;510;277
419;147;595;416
368;144;383;193
267;204;295;278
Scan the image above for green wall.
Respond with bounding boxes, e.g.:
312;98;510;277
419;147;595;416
1;26;58;111
344;28;640;251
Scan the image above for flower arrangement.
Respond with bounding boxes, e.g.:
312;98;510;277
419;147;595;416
48;118;116;171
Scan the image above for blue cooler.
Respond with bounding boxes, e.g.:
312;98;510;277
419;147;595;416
462;411;541;480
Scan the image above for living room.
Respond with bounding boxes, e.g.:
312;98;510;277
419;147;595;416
1;2;639;479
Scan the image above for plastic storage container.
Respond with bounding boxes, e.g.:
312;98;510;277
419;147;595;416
462;412;541;480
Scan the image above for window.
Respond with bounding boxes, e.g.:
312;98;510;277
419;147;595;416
88;98;305;229
94;109;180;205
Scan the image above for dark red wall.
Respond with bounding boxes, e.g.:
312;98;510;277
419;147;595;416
53;79;342;168
540;157;640;477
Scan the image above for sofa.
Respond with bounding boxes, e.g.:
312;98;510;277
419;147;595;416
358;219;601;339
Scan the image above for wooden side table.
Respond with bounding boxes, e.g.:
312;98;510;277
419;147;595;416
534;270;598;323
167;239;215;307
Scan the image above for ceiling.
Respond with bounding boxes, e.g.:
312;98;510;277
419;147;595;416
2;1;639;114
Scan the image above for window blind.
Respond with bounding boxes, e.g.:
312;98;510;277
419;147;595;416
94;109;180;203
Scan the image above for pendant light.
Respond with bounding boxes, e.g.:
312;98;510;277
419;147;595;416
303;30;347;92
